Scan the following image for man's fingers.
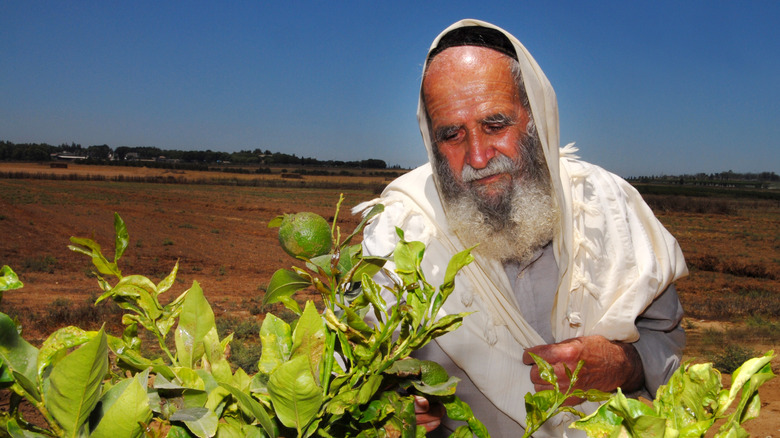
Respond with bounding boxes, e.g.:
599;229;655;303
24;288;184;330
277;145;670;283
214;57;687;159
414;396;443;432
413;395;429;413
524;339;581;364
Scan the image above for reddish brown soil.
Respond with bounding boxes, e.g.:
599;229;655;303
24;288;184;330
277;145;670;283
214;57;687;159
1;163;778;436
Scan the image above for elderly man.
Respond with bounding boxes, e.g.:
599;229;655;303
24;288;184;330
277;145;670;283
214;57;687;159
356;19;687;436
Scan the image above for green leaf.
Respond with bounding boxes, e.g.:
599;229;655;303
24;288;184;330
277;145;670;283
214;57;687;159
654;361;721;429
264;269;310;314
169;407;219;438
442;395;490;438
113;212;129;262
175;281;215;368
528;353;558;388
165;424;195;438
268;355;323;433
220;383;278;438
44;328;108;437
411;375;460;397
258;314;293;375
357;374;383;404
5;417;50;437
0;312;40;401
291;301;327;384
408;313;465;350
438;247;474;302
348;256;386;286
156;260;180;296
721;350;774;413
201;327;233;384
306;255;333;278
393;239;426;285
324;388;359;415
107;275;163;320
608;389;665;436
0;265;23;292
718;355;775;434
267;215;284;228
68;236;121;278
106;334;174;380
89;371;153;438
38;326;93;378
360;273;387;317
570;402;625;436
337;305;372;337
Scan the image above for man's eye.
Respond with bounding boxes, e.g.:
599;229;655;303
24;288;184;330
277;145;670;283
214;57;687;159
436;129;461;143
486;124;507;133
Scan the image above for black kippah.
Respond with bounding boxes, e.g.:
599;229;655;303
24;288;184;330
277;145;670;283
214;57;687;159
428;26;518;62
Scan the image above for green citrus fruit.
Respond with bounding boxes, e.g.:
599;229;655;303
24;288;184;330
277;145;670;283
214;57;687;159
278;212;332;259
420;360;449;386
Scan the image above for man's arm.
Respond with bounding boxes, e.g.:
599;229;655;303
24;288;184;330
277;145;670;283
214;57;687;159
632;284;686;395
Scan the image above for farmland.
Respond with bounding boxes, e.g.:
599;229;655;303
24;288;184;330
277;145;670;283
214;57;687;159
1;162;779;434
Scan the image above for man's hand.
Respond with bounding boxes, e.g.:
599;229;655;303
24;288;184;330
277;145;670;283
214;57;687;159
522;335;644;404
414;395;444;432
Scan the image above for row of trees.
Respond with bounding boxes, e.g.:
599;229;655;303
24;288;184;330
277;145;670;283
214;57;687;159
0;141;390;169
628;171;778;182
628;171;778;189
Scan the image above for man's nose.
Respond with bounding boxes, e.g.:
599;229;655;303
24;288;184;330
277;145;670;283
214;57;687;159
466;132;495;169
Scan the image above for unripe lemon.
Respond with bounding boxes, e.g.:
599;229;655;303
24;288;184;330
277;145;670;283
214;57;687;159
420;360;449;386
278;212;332;259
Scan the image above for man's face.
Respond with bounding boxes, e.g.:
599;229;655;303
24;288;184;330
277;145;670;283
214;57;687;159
423;46;531;206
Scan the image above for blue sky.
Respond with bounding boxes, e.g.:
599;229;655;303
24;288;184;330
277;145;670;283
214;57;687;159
2;1;778;177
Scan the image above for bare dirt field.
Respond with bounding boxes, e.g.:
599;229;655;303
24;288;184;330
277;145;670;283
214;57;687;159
1;162;779;435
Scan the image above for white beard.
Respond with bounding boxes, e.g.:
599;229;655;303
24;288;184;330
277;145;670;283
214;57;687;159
445;178;558;262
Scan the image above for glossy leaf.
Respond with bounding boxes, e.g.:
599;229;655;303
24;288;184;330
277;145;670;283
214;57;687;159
442;396;489;438
348;256;386;286
0;312;40;401
722;350;774;412
175;281;215;368
112;212;129;262
268;355;322;432
5;417;49;437
38;326;93;378
106;335;174;380
0;265;23;292
264;268;309;314
291;301;327;384
44;328;108;437
357;374;383;404
267;215;284;228
220;383;278;438
258;313;293;375
107;275;163;320
68;236;120;278
411;375;460;397
360;273;387;317
169;407;219;438
201;327;233;384
90;371;153;438
393;239;426;285
156;260;180;296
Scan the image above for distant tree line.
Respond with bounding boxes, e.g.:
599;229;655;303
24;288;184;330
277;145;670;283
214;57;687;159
0;141;390;169
627;171;778;189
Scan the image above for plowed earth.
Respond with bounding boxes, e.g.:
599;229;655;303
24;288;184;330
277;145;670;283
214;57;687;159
1;163;778;436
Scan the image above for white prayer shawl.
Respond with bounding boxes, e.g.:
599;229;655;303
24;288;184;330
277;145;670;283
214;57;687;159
356;19;687;433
